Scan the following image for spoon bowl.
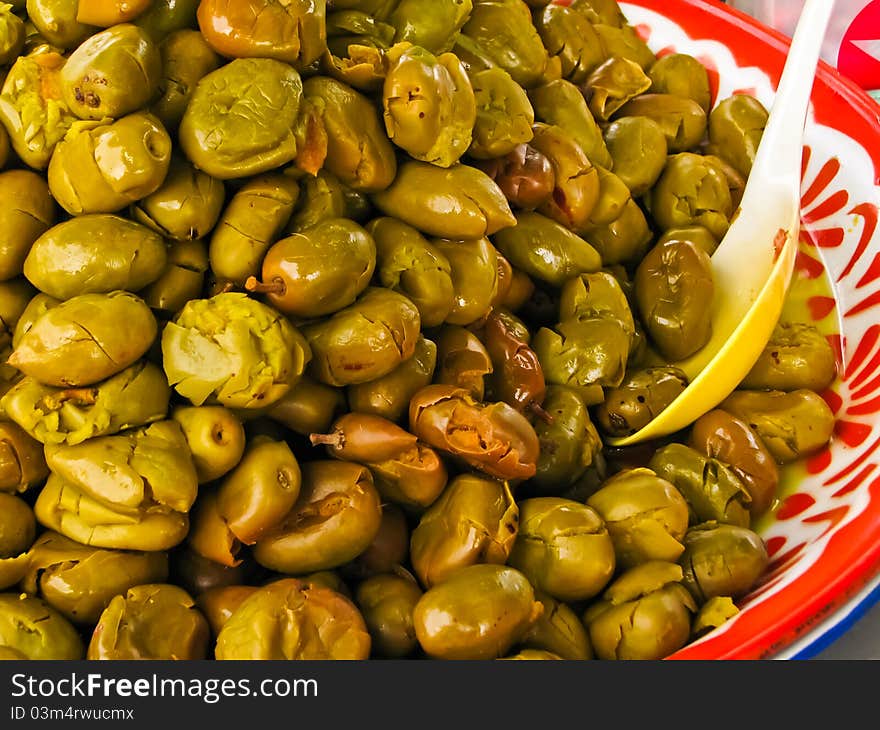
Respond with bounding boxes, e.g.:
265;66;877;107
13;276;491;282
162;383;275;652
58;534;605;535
605;0;836;447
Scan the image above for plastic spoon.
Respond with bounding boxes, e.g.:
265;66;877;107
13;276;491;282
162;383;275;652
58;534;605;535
605;0;835;447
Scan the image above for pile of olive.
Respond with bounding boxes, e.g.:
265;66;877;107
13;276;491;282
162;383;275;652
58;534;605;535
0;0;839;661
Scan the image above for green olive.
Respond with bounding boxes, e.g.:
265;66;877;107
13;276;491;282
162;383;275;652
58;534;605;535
0;170;56;282
355;572;422;658
603;116;668;197
0;592;84;659
521;591;593;660
741;321;838;393
172;405;246;484
706;93;769;178
595;367;688;438
648;53;712;112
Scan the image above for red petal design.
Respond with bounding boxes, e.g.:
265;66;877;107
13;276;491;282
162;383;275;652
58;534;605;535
847;395;880;416
795;250;826;279
802;505;850;537
634;23;651;41
807;295;836;321
831;464;877;498
776;492;816;519
823;436;880;485
846;290;880;317
733;87;757;97
806;447;833;474
766;542;807;575
843;324;880;384
841;203;879;282
804;226;845;249
801;145;812;183
765;536;786;558
852;372;880;401
801;157;840;208
697;54;720;108
834;419;873;447
856;251;880;290
655;45;677;58
821;389;843;415
803;190;849;225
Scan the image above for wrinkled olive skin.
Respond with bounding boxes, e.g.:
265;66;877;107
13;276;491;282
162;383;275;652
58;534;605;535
73;0;151;29
432;237;499;326
285;169;348;233
303;287;420;387
197;0;326;69
153;29;221;131
535;4;606;84
741;322;838;393
635;238;715;363
648;53;712;112
24;215;168;299
468;67;535;161
0;421;48;493
172;405;246;484
409;384;540;480
692;595;740;639
25;0;96;49
0;492;35;557
196;584;259;637
61;24;161;120
382;43;475;168
585;195;653;268
571;0;627;28
368;217;455;328
492;212;601;288
435;325;493;400
509;497;615;602
252;460;382;575
87;583;209;660
649;443;752;528
21;531;169;625
706;93;769;178
170;545;249;597
530;385;603;494
161;292;311;409
0;5;24;65
647;152;733;240
592;21;656;71
250;218;376;319
2;361;170;447
0;48;77;170
595;367;688;438
132;157;225;241
217;438;301;545
614;93;706;154
584;561;696;660
372;160;516;239
413;563;542;660
0;170;55;282
141;239;209;316
587;468;690;569
656;225;719;258
410;473;517;589
679;523;769;604
48;113;173;216
215;578;371;660
388;0;472;53
584;57;651;123
209;174;300;286
689;409;779;517
603;116;668;197
187;490;242;568
135;0;200;38
268;376;347;437
355;573;422;658
476;143;554;212
0;593;84;659
349;503;409;578
180;58;303;180
481;308;546;413
721;389;836;464
304;76;397;193
9;291;157;387
522;591;593;660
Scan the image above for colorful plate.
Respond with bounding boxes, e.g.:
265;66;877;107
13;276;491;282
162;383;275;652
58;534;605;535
614;0;880;659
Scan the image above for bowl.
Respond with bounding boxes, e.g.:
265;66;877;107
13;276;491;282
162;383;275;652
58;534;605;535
620;0;880;660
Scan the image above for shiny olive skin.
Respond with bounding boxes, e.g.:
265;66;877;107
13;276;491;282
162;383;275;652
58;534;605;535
371;160;516;240
216;437;301;545
475;143;554;211
60;24;161;120
152;29;221;131
196;585;259;637
509;497;615;602
73;0;152;29
215;578;371;660
368;217;455;328
140;239;209;316
649;443;752;528
410;473;518;589
614;93;706;154
187;490;242;568
706;93;769;178
689;409;780;518
21;530;169;624
382;43;475;168
586;468;690;569
481;308;547;414
349;503;409;578
413;563;542;660
208;174;300;286
492;211;601;288
603;116;668;197
9;290;157;387
25;0;96;49
656;225;719;258
647;152;734;240
679;523;769;604
197;0;326;69
169;545;250;598
435;325;492;400
0;4;24;65
267;376;346;437
161;292;311;409
595;367;688;438
584;57;651;123
88;583;210;660
388;0;472;53
249;218;376;319
285;169;348;233
409;384;540;481
135;0;200;38
692;596;740;639
0;170;55;282
252;460;382;575
635;238;715;362
303;75;397;193
592;21;656;71
741;322;838;393
720;389;836;464
355;573;422;658
172;405;246;484
521;591;593;660
0;421;48;493
648;52;712;112
179;58;303;180
132;156;225;241
0;593;84;659
535;3;606;84
432;237;499;326
0;491;35;557
467;66;535;161
584;561;696;660
24;215;168;299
